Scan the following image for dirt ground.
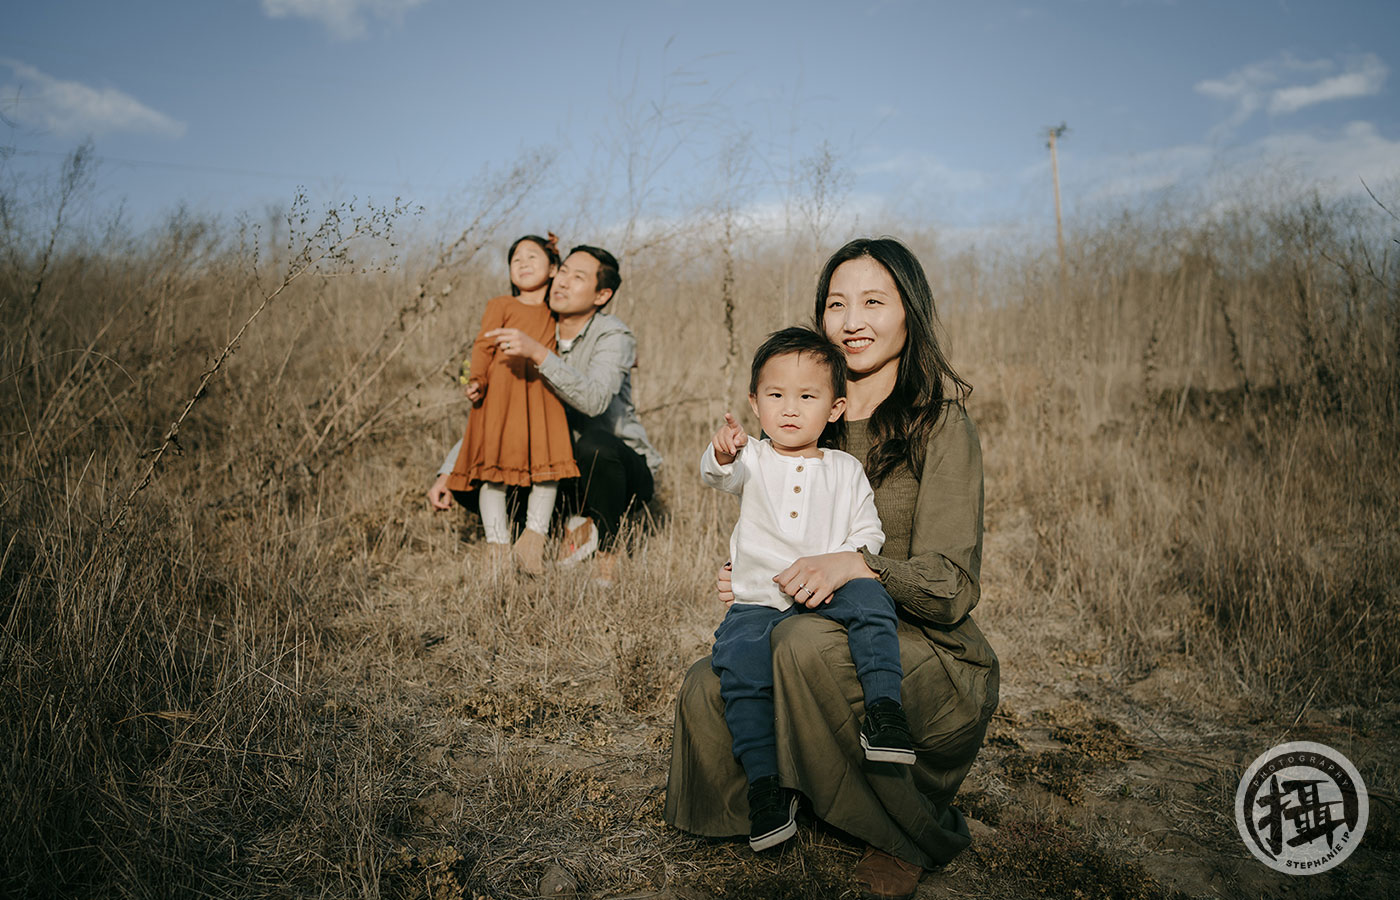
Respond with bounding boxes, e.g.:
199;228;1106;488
316;502;1399;900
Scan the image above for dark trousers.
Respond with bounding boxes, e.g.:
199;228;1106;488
559;424;654;550
711;578;903;782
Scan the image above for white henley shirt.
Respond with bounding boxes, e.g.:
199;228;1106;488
701;438;884;610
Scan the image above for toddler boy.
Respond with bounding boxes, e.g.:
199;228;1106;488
702;326;914;853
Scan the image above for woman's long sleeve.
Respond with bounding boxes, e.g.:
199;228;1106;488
860;410;984;625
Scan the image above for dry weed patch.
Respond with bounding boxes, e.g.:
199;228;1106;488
1041;701;1142;764
450;682;605;735
671;829;858;900
429;755;667;898
976;816;1189;900
382;845;477;900
999;749;1096;804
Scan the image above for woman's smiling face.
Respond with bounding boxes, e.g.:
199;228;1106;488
821;256;907;377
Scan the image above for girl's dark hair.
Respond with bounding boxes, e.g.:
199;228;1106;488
813;237;971;485
507;233;561;296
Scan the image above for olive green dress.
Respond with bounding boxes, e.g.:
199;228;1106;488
664;407;999;868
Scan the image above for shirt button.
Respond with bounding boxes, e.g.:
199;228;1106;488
793;486;801;493
796;465;804;472
789;511;798;518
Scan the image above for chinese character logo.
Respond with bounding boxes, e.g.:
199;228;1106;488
1236;741;1368;874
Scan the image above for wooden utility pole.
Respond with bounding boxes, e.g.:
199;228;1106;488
1047;123;1068;294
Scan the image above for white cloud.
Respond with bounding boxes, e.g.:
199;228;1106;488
1067;121;1400;212
1068;143;1215;207
1269;54;1388;114
1251;120;1400;188
1196;53;1389;134
0;59;185;138
261;0;428;40
1196;59;1286;132
860;151;993;195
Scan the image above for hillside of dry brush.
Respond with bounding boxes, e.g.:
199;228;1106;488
3;154;1398;897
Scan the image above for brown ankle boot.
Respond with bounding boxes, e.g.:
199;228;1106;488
852;845;922;900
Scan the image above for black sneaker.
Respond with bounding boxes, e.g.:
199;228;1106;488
746;775;798;851
860;699;917;764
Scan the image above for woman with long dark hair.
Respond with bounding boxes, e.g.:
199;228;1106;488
666;238;997;900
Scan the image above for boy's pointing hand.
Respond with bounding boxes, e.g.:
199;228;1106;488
711;413;748;465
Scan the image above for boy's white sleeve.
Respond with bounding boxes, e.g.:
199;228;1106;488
700;442;749;495
838;465;885;555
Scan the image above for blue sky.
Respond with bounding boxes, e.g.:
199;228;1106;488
4;0;1398;240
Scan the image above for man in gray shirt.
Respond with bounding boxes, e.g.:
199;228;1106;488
429;245;661;573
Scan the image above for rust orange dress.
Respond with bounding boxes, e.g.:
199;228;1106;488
447;295;579;489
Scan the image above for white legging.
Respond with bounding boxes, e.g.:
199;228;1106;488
478;481;558;544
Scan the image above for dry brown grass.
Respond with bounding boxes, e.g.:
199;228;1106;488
2;147;1397;896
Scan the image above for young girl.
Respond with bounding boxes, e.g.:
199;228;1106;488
447;234;579;572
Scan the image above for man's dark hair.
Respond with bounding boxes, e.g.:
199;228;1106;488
748;326;847;399
569;244;621;302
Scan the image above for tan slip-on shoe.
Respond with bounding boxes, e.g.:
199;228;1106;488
852;844;922;900
513;528;546;576
591;551;618;586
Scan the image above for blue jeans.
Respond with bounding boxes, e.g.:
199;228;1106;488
711;578;902;782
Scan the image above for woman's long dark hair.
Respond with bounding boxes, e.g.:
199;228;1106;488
813;237;970;486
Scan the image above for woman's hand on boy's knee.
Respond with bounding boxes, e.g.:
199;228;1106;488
428;473;454;510
774;551;875;608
